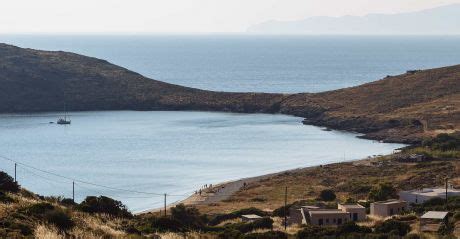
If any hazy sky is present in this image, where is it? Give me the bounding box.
[1,0,459,33]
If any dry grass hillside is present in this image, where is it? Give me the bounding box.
[280,66,460,143]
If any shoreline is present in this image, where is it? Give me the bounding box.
[138,156,378,215]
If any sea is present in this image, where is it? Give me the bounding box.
[0,35,459,212]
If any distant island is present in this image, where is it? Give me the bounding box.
[247,4,460,35]
[0,43,458,143]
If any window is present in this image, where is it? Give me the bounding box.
[319,219,323,225]
[333,219,336,223]
[326,219,329,223]
[390,208,394,215]
[338,218,342,225]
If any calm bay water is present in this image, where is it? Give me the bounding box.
[0,35,457,211]
[1,35,460,93]
[0,111,404,212]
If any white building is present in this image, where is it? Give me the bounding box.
[399,188,460,204]
[370,199,407,217]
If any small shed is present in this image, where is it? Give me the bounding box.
[420,211,448,232]
[241,214,262,222]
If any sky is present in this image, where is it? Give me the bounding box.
[1,0,459,33]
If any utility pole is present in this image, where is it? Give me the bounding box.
[14,163,17,182]
[445,177,449,208]
[164,193,167,217]
[284,186,288,231]
[72,181,75,203]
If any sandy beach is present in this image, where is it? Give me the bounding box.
[137,156,381,215]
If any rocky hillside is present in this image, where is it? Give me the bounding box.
[0,43,458,143]
[280,66,460,143]
[0,43,283,113]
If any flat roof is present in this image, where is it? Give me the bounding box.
[402,188,460,197]
[309,210,349,215]
[241,214,262,219]
[421,211,448,220]
[339,204,365,209]
[374,199,406,205]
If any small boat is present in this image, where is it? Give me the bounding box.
[57,99,71,125]
[57,118,71,125]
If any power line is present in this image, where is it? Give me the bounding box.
[0,154,295,206]
[0,154,172,197]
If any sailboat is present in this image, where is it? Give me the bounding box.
[57,98,71,125]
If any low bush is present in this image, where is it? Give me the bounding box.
[368,183,397,201]
[422,133,460,151]
[60,198,77,206]
[0,191,15,203]
[337,222,372,234]
[78,196,132,218]
[0,219,33,236]
[141,216,183,233]
[0,172,20,193]
[209,207,268,226]
[318,189,336,201]
[374,219,410,236]
[170,204,205,230]
[20,202,74,231]
[44,209,74,231]
[25,202,55,216]
[296,225,336,239]
[411,196,460,213]
[225,217,273,234]
[242,230,287,239]
[217,228,241,239]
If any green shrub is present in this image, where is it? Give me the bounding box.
[60,198,77,206]
[145,216,183,233]
[217,228,241,239]
[170,204,204,230]
[209,207,268,226]
[374,219,410,236]
[25,202,54,216]
[337,222,372,234]
[0,172,20,193]
[44,209,74,231]
[78,196,132,218]
[296,225,336,239]
[226,217,273,234]
[422,133,460,151]
[0,219,33,236]
[0,192,15,203]
[368,183,397,201]
[318,189,336,201]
